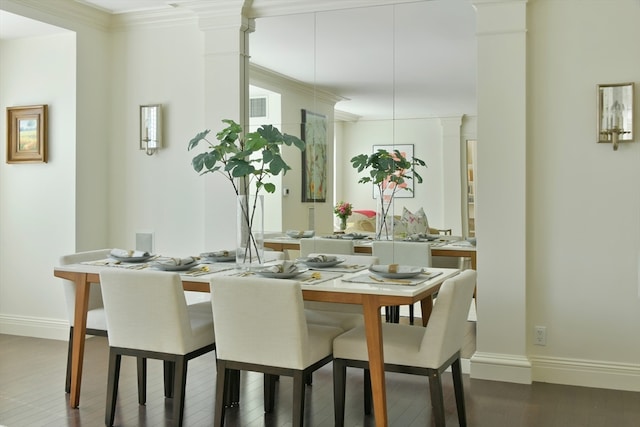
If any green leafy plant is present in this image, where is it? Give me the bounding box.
[188,119,305,263]
[351,149,427,239]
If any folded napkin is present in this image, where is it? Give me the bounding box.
[110,248,149,258]
[260,261,297,273]
[306,254,337,263]
[155,256,196,266]
[370,264,421,274]
[201,250,236,258]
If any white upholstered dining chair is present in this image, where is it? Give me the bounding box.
[210,276,343,427]
[303,253,379,331]
[100,269,216,427]
[59,248,112,393]
[299,238,354,257]
[372,240,433,323]
[332,269,477,427]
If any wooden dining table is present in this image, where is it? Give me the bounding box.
[54,260,459,427]
[264,235,477,269]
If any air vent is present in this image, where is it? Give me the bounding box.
[249,97,267,118]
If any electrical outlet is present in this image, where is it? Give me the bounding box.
[534,326,547,346]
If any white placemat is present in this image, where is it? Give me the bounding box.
[342,271,443,286]
[228,270,343,285]
[307,263,369,273]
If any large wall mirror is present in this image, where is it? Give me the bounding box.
[248,1,477,239]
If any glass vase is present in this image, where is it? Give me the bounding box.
[376,194,394,240]
[340,217,347,231]
[236,194,264,267]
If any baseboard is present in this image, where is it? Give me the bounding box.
[0,314,68,340]
[470,352,532,384]
[531,355,640,392]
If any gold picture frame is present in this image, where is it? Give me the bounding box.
[6,105,48,163]
[597,83,634,149]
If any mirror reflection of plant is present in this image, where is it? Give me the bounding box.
[351,149,427,239]
[188,119,305,262]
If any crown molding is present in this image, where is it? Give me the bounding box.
[246,0,432,18]
[1,0,110,32]
[250,63,346,106]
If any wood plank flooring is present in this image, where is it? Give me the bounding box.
[1,328,639,427]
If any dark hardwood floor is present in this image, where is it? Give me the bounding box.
[1,326,639,427]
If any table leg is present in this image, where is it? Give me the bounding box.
[361,296,388,427]
[420,295,434,327]
[70,273,90,408]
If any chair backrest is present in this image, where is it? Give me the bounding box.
[300,238,354,257]
[307,253,379,266]
[100,269,198,354]
[263,250,285,262]
[372,241,432,267]
[419,270,477,368]
[210,276,312,370]
[59,249,112,325]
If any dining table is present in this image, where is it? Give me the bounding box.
[54,257,459,427]
[264,234,477,270]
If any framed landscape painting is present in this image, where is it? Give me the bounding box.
[372,144,414,199]
[6,105,48,164]
[301,109,327,202]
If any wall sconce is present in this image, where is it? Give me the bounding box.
[597,83,634,151]
[140,104,162,155]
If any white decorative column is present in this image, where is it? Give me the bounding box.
[440,116,463,236]
[188,1,253,250]
[470,0,531,383]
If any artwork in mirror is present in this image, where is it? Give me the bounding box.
[597,82,634,150]
[301,109,327,202]
[6,105,48,164]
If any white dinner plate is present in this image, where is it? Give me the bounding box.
[341,233,368,240]
[369,265,423,279]
[298,257,345,268]
[286,230,315,239]
[109,254,154,263]
[200,252,236,262]
[253,267,308,279]
[152,261,199,271]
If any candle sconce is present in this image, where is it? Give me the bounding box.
[597,83,634,151]
[140,104,162,155]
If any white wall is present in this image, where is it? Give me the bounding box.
[0,32,77,337]
[526,0,640,389]
[108,21,206,256]
[471,0,640,391]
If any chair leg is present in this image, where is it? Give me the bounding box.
[264,373,277,413]
[137,357,147,405]
[363,368,372,415]
[214,360,228,427]
[164,361,174,398]
[65,327,73,393]
[172,356,188,427]
[409,304,414,325]
[452,358,468,427]
[428,370,446,427]
[105,350,122,427]
[333,359,347,427]
[292,371,306,427]
[225,369,240,407]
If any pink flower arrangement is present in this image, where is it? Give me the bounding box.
[333,201,353,220]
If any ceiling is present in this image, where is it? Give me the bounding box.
[0,0,477,119]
